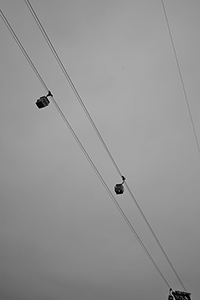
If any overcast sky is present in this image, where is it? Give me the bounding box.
[1,1,200,300]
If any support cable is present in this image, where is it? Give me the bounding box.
[0,8,48,92]
[24,0,187,291]
[24,0,122,176]
[161,0,200,155]
[0,9,171,289]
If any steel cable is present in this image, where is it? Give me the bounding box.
[161,0,200,155]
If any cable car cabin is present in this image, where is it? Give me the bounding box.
[114,183,124,194]
[114,176,126,195]
[36,96,50,109]
[172,291,191,300]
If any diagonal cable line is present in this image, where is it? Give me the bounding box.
[24,0,187,291]
[161,0,200,155]
[0,9,48,92]
[0,9,172,289]
[24,0,122,176]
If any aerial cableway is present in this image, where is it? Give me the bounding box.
[0,7,192,300]
[24,0,189,294]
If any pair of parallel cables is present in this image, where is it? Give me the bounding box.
[0,9,171,289]
[1,0,191,291]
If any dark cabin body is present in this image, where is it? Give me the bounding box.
[36,96,50,109]
[114,183,124,194]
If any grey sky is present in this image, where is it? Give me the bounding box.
[1,1,200,299]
